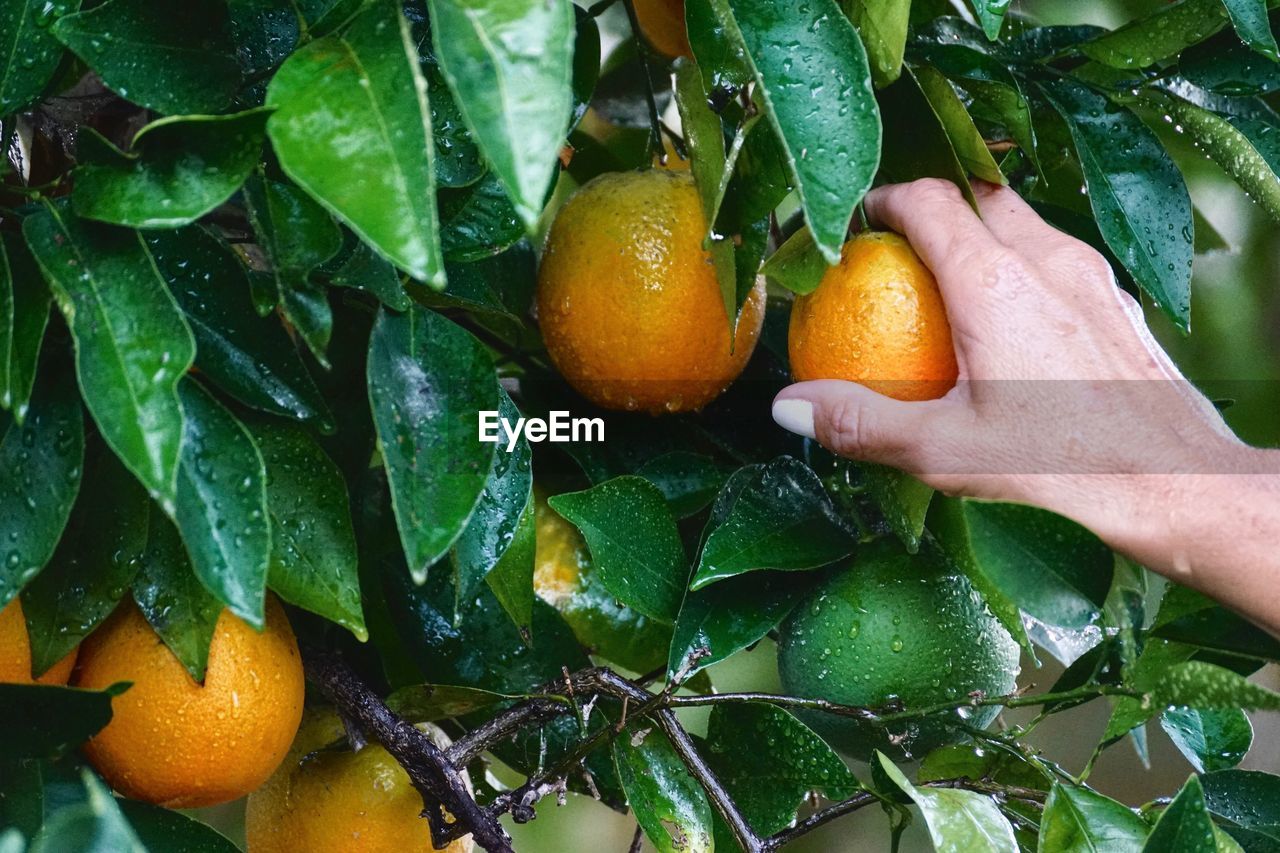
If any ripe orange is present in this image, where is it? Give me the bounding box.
[633,0,691,57]
[788,231,958,401]
[537,169,766,414]
[0,597,77,684]
[245,709,473,853]
[73,596,305,808]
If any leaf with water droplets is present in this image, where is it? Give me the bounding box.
[21,450,148,676]
[1081,0,1233,70]
[0,0,79,113]
[967,0,1009,41]
[912,64,1006,184]
[1141,776,1219,853]
[0,234,52,422]
[877,753,1020,852]
[1221,0,1279,61]
[1160,707,1253,774]
[412,241,535,323]
[1201,769,1280,845]
[23,200,195,510]
[437,171,524,264]
[250,418,364,640]
[132,510,222,682]
[635,451,729,519]
[1038,77,1193,331]
[29,770,146,853]
[72,109,270,229]
[0,361,82,613]
[173,378,270,627]
[118,799,241,853]
[844,0,910,86]
[482,492,535,642]
[0,684,119,761]
[760,224,827,296]
[266,0,445,286]
[52,0,241,114]
[1038,781,1150,853]
[878,67,977,208]
[327,238,412,312]
[613,723,714,853]
[367,306,497,583]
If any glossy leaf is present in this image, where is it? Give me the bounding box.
[1161,707,1253,773]
[251,420,365,640]
[117,800,240,853]
[0,0,79,112]
[692,456,855,589]
[1038,782,1149,853]
[613,724,714,853]
[29,770,145,853]
[0,363,82,609]
[132,510,222,681]
[969,0,1010,40]
[426,0,574,230]
[877,753,1019,853]
[723,0,882,261]
[548,476,687,623]
[21,450,146,675]
[1153,587,1280,661]
[1222,0,1279,60]
[846,0,911,86]
[1039,77,1193,330]
[23,201,195,512]
[1201,770,1280,840]
[1180,36,1280,95]
[52,0,240,114]
[879,68,976,207]
[174,379,270,627]
[1081,0,1232,70]
[0,685,118,760]
[1105,639,1198,740]
[760,225,828,296]
[912,64,1005,184]
[437,172,524,263]
[367,306,497,582]
[227,0,300,106]
[266,0,445,285]
[1142,776,1218,853]
[73,110,269,229]
[484,495,536,639]
[328,240,411,311]
[151,226,333,428]
[1152,660,1280,712]
[635,451,729,519]
[384,683,513,722]
[861,461,934,553]
[415,241,535,321]
[0,234,51,421]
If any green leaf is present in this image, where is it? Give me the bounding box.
[1038,782,1150,853]
[692,456,855,590]
[117,799,239,853]
[1143,776,1220,853]
[1202,770,1280,840]
[0,234,51,421]
[437,171,525,263]
[969,0,1010,40]
[426,0,574,230]
[132,510,222,682]
[151,226,333,428]
[861,462,934,553]
[0,362,82,609]
[722,0,882,261]
[912,64,1005,184]
[548,476,687,623]
[0,758,42,838]
[296,0,367,36]
[876,753,1019,852]
[328,239,411,311]
[174,379,270,627]
[1180,36,1280,95]
[760,225,828,296]
[367,306,497,582]
[613,724,714,853]
[250,419,364,640]
[384,683,513,721]
[0,685,118,760]
[414,241,535,321]
[1105,639,1198,741]
[266,0,445,285]
[72,110,269,229]
[23,202,196,512]
[52,0,240,114]
[635,451,729,519]
[1222,0,1279,60]
[1153,587,1280,661]
[1038,77,1193,330]
[1152,660,1280,712]
[1160,708,1253,773]
[29,770,145,853]
[484,496,536,639]
[705,704,859,839]
[242,177,342,367]
[21,450,148,675]
[0,0,78,112]
[878,68,976,208]
[845,0,911,87]
[227,0,300,107]
[1081,0,1233,69]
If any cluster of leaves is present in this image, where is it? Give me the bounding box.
[3,0,1280,850]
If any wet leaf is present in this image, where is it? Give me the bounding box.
[117,799,240,853]
[173,378,270,627]
[0,0,79,113]
[1038,782,1149,853]
[1180,36,1280,95]
[0,234,51,421]
[1160,707,1253,773]
[1221,0,1279,61]
[414,241,536,323]
[635,451,729,519]
[968,0,1010,40]
[52,0,240,114]
[250,419,364,640]
[548,476,688,623]
[761,224,827,297]
[0,686,118,761]
[845,0,911,86]
[878,68,976,208]
[266,0,445,285]
[912,64,1005,184]
[23,201,195,512]
[327,239,411,312]
[384,683,515,721]
[876,753,1019,852]
[1201,770,1280,842]
[483,495,536,639]
[426,0,575,230]
[1080,0,1232,70]
[0,360,82,609]
[72,110,270,229]
[1143,776,1218,853]
[367,306,498,582]
[437,172,525,263]
[132,510,222,682]
[227,0,299,106]
[1152,586,1280,662]
[21,450,148,675]
[29,770,145,853]
[1150,661,1280,713]
[613,724,714,853]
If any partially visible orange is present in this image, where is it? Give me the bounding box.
[788,231,958,401]
[74,596,305,808]
[634,0,691,58]
[0,597,77,684]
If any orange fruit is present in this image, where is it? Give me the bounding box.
[788,231,958,401]
[634,0,691,57]
[537,169,766,414]
[73,596,305,808]
[0,597,77,684]
[245,709,473,853]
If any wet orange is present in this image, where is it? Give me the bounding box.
[73,596,305,808]
[634,0,691,57]
[788,231,958,401]
[537,169,766,414]
[0,597,77,684]
[245,709,473,853]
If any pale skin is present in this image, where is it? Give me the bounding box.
[771,178,1280,635]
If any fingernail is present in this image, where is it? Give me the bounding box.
[772,398,816,439]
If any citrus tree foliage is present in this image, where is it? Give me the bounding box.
[2,0,1280,851]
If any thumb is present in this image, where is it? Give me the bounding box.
[771,380,941,468]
